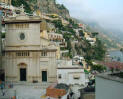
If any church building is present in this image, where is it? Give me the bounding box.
[2,7,57,83]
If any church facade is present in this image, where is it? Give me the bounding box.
[2,10,57,83]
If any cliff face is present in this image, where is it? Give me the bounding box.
[12,0,70,18]
[36,0,70,18]
[25,0,70,18]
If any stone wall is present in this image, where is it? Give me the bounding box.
[80,92,95,99]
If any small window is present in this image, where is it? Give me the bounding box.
[15,24,29,28]
[41,51,47,56]
[22,52,24,56]
[27,52,29,56]
[2,52,5,56]
[87,64,89,69]
[19,53,21,56]
[73,75,80,79]
[58,74,62,79]
[16,51,30,57]
[20,33,25,40]
[74,77,80,80]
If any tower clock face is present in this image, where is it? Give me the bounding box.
[20,33,25,40]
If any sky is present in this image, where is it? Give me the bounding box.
[57,0,123,32]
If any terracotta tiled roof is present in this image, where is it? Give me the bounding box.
[46,83,68,98]
[99,61,123,70]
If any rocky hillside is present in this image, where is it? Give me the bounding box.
[37,0,70,18]
[12,0,70,18]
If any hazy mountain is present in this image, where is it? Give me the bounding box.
[80,20,123,49]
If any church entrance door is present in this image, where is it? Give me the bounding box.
[20,68,26,81]
[42,71,47,82]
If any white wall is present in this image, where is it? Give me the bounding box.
[96,76,123,99]
[57,68,85,85]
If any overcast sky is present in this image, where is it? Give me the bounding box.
[57,0,123,32]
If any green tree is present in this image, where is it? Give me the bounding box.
[120,48,123,54]
[72,23,79,29]
[92,39,106,60]
[52,20,63,30]
[67,40,73,58]
[91,64,106,72]
[83,38,106,61]
[79,30,84,37]
[92,32,99,37]
[12,0,32,13]
[1,33,5,38]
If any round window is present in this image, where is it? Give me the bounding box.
[20,33,25,40]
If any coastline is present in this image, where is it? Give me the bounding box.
[108,50,123,62]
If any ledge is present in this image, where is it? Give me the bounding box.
[96,73,123,84]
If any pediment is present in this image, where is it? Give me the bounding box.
[16,15,29,20]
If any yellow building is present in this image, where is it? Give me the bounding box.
[48,33,64,42]
[36,10,42,17]
[82,60,91,71]
[0,0,11,5]
[56,46,61,59]
[84,32,96,45]
[84,32,90,38]
[46,13,59,18]
[92,38,96,42]
[40,20,49,40]
[40,20,61,59]
[61,18,69,26]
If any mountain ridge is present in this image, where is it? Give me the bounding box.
[78,19,123,50]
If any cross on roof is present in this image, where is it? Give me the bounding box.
[20,4,25,13]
